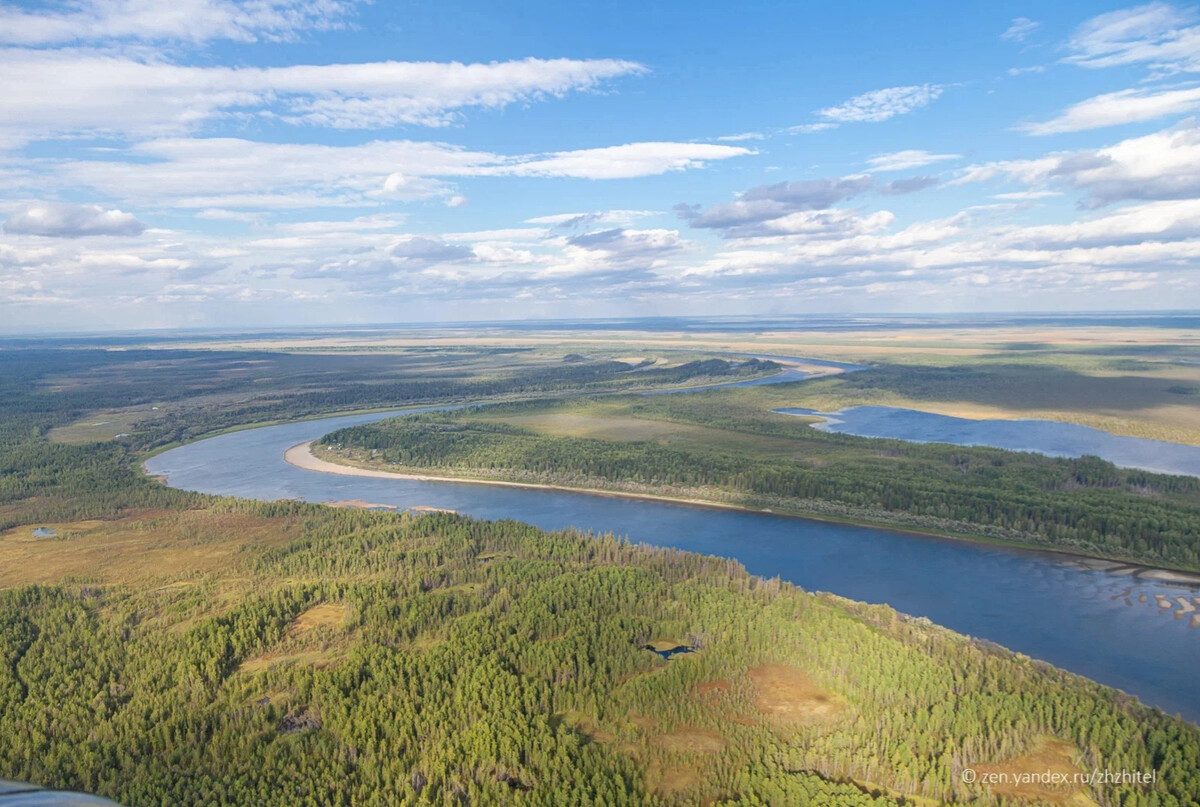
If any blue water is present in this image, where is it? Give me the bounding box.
[147,408,1200,722]
[774,406,1200,477]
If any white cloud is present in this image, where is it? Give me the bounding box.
[490,142,751,180]
[785,122,839,134]
[818,84,943,123]
[47,138,750,210]
[716,132,766,142]
[0,0,358,45]
[525,210,658,228]
[677,176,875,238]
[3,201,145,237]
[957,120,1200,206]
[1019,85,1200,134]
[0,50,647,144]
[1002,17,1041,42]
[866,149,961,171]
[992,190,1063,200]
[1065,2,1200,73]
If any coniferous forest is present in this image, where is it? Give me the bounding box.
[322,402,1200,570]
[1,345,1198,806]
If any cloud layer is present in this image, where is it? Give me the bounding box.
[2,2,1199,327]
[3,202,146,237]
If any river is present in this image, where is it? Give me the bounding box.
[146,402,1200,723]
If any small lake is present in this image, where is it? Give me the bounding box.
[147,408,1200,722]
[773,406,1200,477]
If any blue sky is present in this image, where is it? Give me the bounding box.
[2,0,1200,330]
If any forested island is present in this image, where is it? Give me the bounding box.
[1,339,1199,805]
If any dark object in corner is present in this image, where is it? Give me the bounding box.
[0,780,122,806]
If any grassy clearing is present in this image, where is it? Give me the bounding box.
[0,509,300,589]
[973,737,1099,806]
[747,663,842,724]
[48,405,163,444]
[237,648,347,674]
[288,602,349,636]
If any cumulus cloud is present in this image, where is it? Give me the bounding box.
[388,237,475,268]
[999,198,1200,247]
[3,201,146,237]
[1064,2,1200,73]
[958,120,1200,206]
[866,149,961,171]
[0,51,647,144]
[817,85,943,123]
[1019,85,1200,134]
[676,176,875,237]
[0,0,358,45]
[563,228,683,266]
[1002,17,1041,42]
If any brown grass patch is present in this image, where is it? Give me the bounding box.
[288,602,348,636]
[696,679,730,699]
[0,510,301,589]
[629,714,658,732]
[652,729,726,754]
[974,738,1098,806]
[238,648,345,674]
[649,763,701,796]
[747,664,841,724]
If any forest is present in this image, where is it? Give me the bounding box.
[1,344,1198,805]
[320,398,1200,570]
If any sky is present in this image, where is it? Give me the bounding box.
[2,1,1200,330]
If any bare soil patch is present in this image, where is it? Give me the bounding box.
[747,664,841,723]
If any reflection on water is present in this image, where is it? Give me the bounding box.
[774,405,1200,477]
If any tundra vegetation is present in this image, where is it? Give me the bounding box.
[1,339,1198,805]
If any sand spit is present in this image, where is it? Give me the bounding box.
[284,442,763,514]
[327,499,397,510]
[1069,557,1200,586]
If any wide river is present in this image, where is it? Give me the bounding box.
[146,373,1200,722]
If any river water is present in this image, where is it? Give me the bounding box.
[146,403,1200,722]
[775,406,1200,477]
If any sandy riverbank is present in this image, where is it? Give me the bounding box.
[286,441,1200,586]
[285,441,765,514]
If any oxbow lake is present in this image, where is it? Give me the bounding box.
[775,405,1200,478]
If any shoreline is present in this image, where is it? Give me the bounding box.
[284,441,1200,586]
[285,441,763,515]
